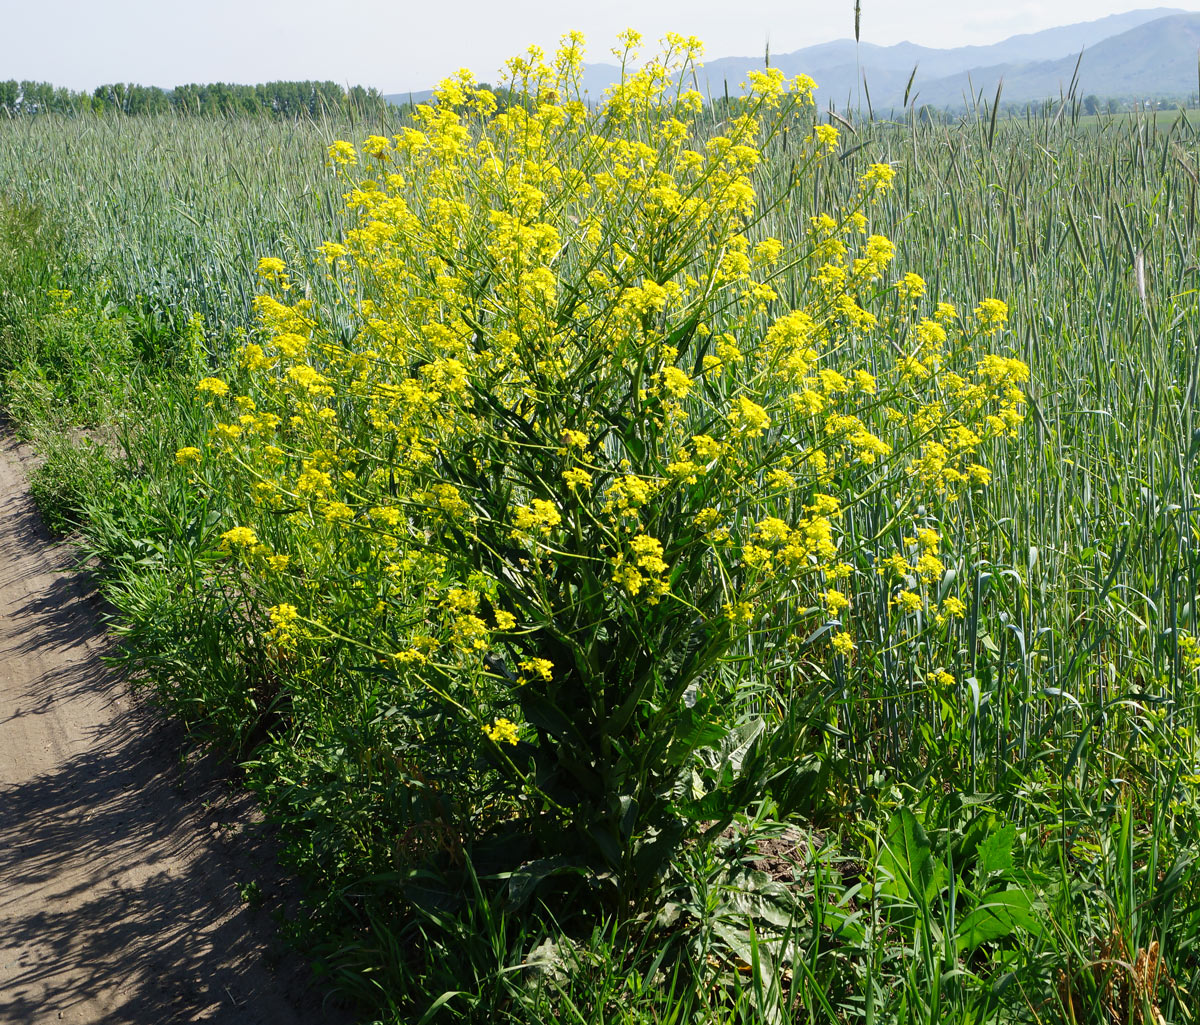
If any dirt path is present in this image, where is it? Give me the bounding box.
[0,434,348,1024]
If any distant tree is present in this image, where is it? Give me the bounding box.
[1083,94,1100,116]
[0,80,19,114]
[0,77,390,120]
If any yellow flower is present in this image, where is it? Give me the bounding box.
[895,272,926,299]
[327,140,358,166]
[605,475,656,514]
[196,377,229,398]
[563,467,593,490]
[934,302,958,323]
[811,123,839,153]
[239,343,273,371]
[614,535,670,602]
[316,241,347,264]
[742,544,772,569]
[274,333,308,359]
[452,614,490,651]
[513,498,561,536]
[175,446,202,466]
[852,369,877,394]
[927,668,954,688]
[756,517,792,544]
[629,534,668,572]
[753,238,784,264]
[766,468,793,489]
[658,366,693,400]
[362,134,392,158]
[745,67,786,103]
[859,162,896,196]
[432,483,470,518]
[393,648,428,665]
[727,395,771,437]
[666,459,700,482]
[1179,633,1200,672]
[941,596,967,619]
[914,527,941,550]
[807,494,840,516]
[974,298,1009,332]
[915,552,945,583]
[323,501,353,523]
[788,73,817,102]
[445,588,479,612]
[266,603,300,645]
[297,466,332,496]
[219,526,258,550]
[371,506,402,528]
[692,435,723,461]
[256,256,286,279]
[823,590,850,615]
[830,631,855,655]
[483,718,520,745]
[724,601,755,624]
[517,658,553,684]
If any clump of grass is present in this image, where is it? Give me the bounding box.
[27,434,119,535]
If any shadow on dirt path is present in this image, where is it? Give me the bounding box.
[0,434,354,1024]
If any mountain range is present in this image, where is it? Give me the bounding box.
[385,8,1200,111]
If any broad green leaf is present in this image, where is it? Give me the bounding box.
[956,888,1042,952]
[879,807,935,908]
[976,823,1017,879]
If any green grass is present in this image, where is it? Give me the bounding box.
[1,101,1199,1023]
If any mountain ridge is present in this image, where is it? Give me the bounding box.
[384,8,1200,109]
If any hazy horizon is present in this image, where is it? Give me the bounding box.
[5,2,1200,95]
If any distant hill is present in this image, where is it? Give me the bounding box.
[385,8,1200,111]
[909,13,1200,108]
[383,88,432,106]
[384,62,625,107]
[690,7,1188,106]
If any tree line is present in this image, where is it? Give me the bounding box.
[0,80,391,118]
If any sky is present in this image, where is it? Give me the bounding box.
[4,1,1200,95]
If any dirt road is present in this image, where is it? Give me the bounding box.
[0,434,345,1024]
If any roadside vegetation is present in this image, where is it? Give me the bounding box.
[1,32,1199,1024]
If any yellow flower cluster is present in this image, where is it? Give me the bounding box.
[196,377,229,398]
[219,526,257,550]
[175,32,1027,755]
[613,534,671,603]
[483,717,520,745]
[266,602,301,647]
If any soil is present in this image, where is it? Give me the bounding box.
[0,433,353,1024]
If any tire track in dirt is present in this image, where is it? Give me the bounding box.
[0,433,347,1024]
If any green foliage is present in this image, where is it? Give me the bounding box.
[27,435,119,535]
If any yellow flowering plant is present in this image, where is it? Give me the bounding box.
[187,33,1027,904]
